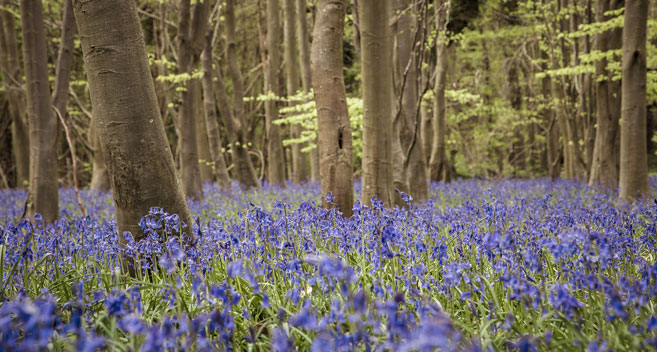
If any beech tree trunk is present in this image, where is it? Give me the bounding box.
[200,34,231,189]
[224,0,260,189]
[52,0,75,121]
[265,0,286,184]
[20,0,59,222]
[589,0,622,187]
[194,79,215,184]
[360,0,394,206]
[0,1,29,189]
[296,0,320,181]
[618,0,649,202]
[284,0,309,182]
[73,0,192,242]
[312,0,354,216]
[428,1,450,182]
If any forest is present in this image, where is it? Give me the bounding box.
[0,0,656,350]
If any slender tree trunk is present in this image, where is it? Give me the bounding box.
[284,0,309,182]
[360,0,394,206]
[224,0,260,189]
[618,0,649,202]
[589,0,622,187]
[428,1,450,182]
[20,0,59,222]
[177,0,211,198]
[265,0,286,185]
[296,0,320,181]
[194,79,215,184]
[0,2,29,188]
[200,35,232,189]
[52,0,75,120]
[312,0,353,216]
[73,0,192,243]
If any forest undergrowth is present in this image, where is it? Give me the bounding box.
[0,178,656,351]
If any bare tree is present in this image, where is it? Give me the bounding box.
[312,0,354,216]
[265,0,286,184]
[73,0,192,242]
[618,0,649,202]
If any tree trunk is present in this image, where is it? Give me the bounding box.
[589,0,622,187]
[177,0,211,198]
[0,1,29,189]
[73,0,192,243]
[20,0,59,222]
[618,0,649,202]
[200,35,232,189]
[265,0,286,185]
[52,0,75,121]
[296,0,320,181]
[428,1,450,182]
[194,79,215,185]
[312,0,354,216]
[224,0,260,189]
[360,0,394,206]
[284,0,309,182]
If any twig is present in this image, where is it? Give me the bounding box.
[53,105,86,217]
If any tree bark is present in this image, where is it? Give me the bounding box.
[73,0,192,242]
[265,0,286,184]
[52,0,75,121]
[224,0,260,189]
[177,0,211,198]
[194,79,215,184]
[428,0,450,182]
[296,0,320,181]
[360,0,394,206]
[284,0,309,182]
[0,1,29,189]
[20,0,59,222]
[589,0,622,187]
[200,35,231,189]
[88,117,110,192]
[618,0,649,202]
[312,0,354,216]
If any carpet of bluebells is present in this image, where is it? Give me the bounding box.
[1,178,657,351]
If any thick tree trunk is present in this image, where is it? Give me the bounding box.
[296,0,320,181]
[312,0,354,216]
[224,0,260,189]
[200,35,232,189]
[428,1,450,182]
[284,0,309,182]
[20,0,59,222]
[360,0,394,206]
[589,0,622,187]
[618,0,649,202]
[0,2,29,189]
[265,0,286,184]
[73,0,192,242]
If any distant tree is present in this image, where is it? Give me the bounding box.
[20,0,58,222]
[619,0,649,202]
[311,0,354,216]
[177,0,211,198]
[360,0,394,206]
[265,0,286,185]
[0,1,28,189]
[428,0,451,183]
[73,0,192,242]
